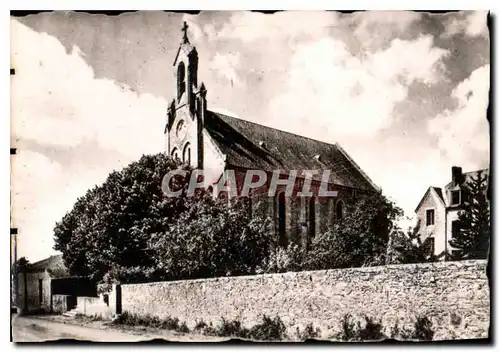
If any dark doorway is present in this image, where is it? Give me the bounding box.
[116,285,122,314]
[38,279,43,306]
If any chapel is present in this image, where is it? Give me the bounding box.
[164,22,378,248]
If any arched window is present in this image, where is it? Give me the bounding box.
[177,62,186,101]
[329,198,335,227]
[277,192,287,247]
[183,143,191,165]
[308,197,316,238]
[336,200,344,221]
[171,147,179,161]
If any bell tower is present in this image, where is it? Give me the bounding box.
[165,21,207,170]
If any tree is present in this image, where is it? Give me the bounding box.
[386,220,442,265]
[448,170,490,260]
[304,191,403,269]
[54,154,191,283]
[54,153,275,285]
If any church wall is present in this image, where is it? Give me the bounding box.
[229,167,365,248]
[119,260,489,341]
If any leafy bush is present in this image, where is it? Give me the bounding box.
[304,192,402,270]
[358,316,384,341]
[386,221,443,265]
[335,314,384,341]
[298,323,321,340]
[391,315,434,341]
[247,315,286,341]
[112,311,189,333]
[149,195,273,280]
[202,315,286,341]
[259,243,304,274]
[336,314,357,341]
[413,316,434,341]
[216,317,250,338]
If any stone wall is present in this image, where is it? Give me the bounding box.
[76,295,115,318]
[52,294,76,313]
[120,260,489,340]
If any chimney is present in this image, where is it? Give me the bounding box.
[452,166,463,185]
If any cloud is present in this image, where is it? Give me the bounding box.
[350,11,422,51]
[216,11,339,43]
[442,11,489,38]
[11,19,168,261]
[209,52,241,86]
[428,64,490,169]
[268,35,449,138]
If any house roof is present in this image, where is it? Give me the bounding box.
[414,186,446,213]
[433,187,445,203]
[444,169,489,190]
[28,254,69,277]
[204,110,378,191]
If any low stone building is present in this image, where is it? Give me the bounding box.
[16,255,67,313]
[16,254,96,313]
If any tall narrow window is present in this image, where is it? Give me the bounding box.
[177,62,186,101]
[426,209,435,226]
[171,147,179,161]
[308,197,316,238]
[183,143,191,165]
[451,220,460,238]
[277,192,287,247]
[336,200,344,221]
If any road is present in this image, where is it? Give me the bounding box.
[12,315,165,342]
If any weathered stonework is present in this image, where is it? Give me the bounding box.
[120,260,489,340]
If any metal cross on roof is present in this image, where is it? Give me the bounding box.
[181,21,189,43]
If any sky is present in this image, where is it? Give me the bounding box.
[10,11,490,262]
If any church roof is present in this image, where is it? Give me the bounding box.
[204,111,378,191]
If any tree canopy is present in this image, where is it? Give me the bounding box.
[54,154,191,282]
[448,170,490,260]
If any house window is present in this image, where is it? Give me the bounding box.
[426,209,435,226]
[308,197,316,238]
[183,143,191,165]
[336,200,344,221]
[277,192,287,247]
[171,147,179,161]
[451,190,461,205]
[451,220,460,238]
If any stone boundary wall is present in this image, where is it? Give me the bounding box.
[51,294,76,313]
[76,295,114,318]
[119,260,488,340]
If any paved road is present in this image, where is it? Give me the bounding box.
[12,315,157,342]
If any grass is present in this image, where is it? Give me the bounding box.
[112,311,189,334]
[103,310,436,342]
[335,313,433,342]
